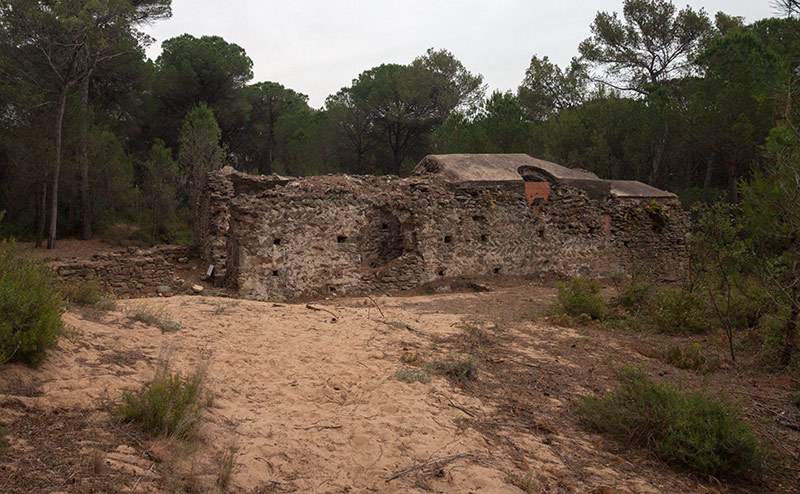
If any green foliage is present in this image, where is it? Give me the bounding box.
[425,357,478,385]
[579,0,712,91]
[518,55,587,121]
[141,139,180,242]
[648,287,715,334]
[617,271,652,311]
[555,277,607,320]
[59,279,103,306]
[115,361,208,439]
[0,242,63,367]
[395,367,431,384]
[576,367,765,479]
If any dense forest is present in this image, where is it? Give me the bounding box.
[0,0,798,246]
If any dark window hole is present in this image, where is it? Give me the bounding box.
[480,234,488,242]
[437,269,445,277]
[494,267,501,274]
[444,235,452,243]
[273,238,281,246]
[337,235,347,243]
[381,223,388,230]
[329,286,336,293]
[272,270,279,277]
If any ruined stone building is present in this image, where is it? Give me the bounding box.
[199,154,688,301]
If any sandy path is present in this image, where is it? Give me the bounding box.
[1,295,517,493]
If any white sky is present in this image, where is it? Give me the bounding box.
[141,0,779,109]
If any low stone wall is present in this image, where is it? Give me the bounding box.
[50,246,191,298]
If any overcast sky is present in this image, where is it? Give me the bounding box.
[141,0,779,108]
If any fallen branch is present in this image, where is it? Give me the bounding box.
[293,424,343,431]
[305,304,338,321]
[367,296,385,319]
[385,452,475,482]
[434,391,476,417]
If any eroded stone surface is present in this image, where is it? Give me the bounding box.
[199,161,688,301]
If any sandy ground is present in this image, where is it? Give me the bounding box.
[0,295,515,493]
[1,286,798,493]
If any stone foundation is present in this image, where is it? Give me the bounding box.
[51,246,190,298]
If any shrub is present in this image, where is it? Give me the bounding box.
[0,243,63,367]
[647,287,715,334]
[115,361,208,439]
[576,367,765,479]
[641,343,719,374]
[127,306,181,333]
[555,277,607,320]
[395,367,431,384]
[59,279,103,306]
[426,357,478,385]
[617,273,652,311]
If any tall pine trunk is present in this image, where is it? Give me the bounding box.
[79,73,92,240]
[35,180,47,248]
[47,81,72,249]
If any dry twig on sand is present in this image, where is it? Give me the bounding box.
[385,453,476,482]
[305,304,339,322]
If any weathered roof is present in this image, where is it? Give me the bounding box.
[412,153,600,183]
[412,154,527,183]
[607,180,676,199]
[412,153,676,199]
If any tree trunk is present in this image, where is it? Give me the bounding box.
[782,286,799,367]
[702,157,714,203]
[79,74,92,240]
[649,121,669,186]
[35,180,47,248]
[727,162,738,203]
[47,81,72,249]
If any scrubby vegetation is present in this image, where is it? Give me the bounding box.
[115,361,209,439]
[59,279,105,307]
[554,277,607,320]
[127,306,181,333]
[639,343,719,374]
[395,367,431,384]
[395,355,478,386]
[576,367,765,479]
[0,241,63,367]
[425,357,479,385]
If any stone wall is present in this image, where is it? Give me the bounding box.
[207,169,689,301]
[51,246,190,298]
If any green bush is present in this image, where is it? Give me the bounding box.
[115,361,208,439]
[556,277,607,320]
[0,243,63,367]
[59,279,104,306]
[576,367,765,479]
[648,287,715,334]
[619,280,651,311]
